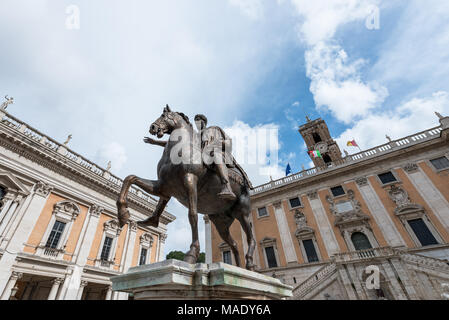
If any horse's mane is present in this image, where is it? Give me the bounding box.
[176,112,193,128]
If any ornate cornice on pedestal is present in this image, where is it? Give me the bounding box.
[80,280,88,287]
[129,221,138,232]
[403,162,419,173]
[89,204,104,218]
[10,271,23,280]
[355,177,368,187]
[307,190,318,200]
[52,278,64,285]
[273,201,282,209]
[159,233,168,243]
[34,181,53,197]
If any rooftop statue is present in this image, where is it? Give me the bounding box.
[0,95,14,110]
[117,105,256,270]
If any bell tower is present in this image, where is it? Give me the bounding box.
[299,117,343,169]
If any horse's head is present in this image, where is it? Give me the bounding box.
[149,105,191,138]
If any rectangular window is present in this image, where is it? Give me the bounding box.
[303,239,319,263]
[264,246,278,268]
[139,248,148,266]
[289,197,302,208]
[430,156,449,170]
[378,171,397,184]
[408,219,438,246]
[257,207,268,217]
[222,250,232,264]
[45,221,66,249]
[0,186,6,202]
[100,236,113,261]
[330,186,345,197]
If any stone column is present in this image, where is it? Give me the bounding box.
[204,215,212,264]
[158,234,167,261]
[21,282,36,300]
[381,262,407,300]
[355,177,405,247]
[121,221,137,272]
[307,191,340,256]
[61,205,102,300]
[0,271,22,300]
[0,181,52,296]
[389,258,419,300]
[272,201,298,264]
[47,278,64,300]
[76,281,88,300]
[403,163,449,230]
[0,192,15,224]
[0,194,20,238]
[337,267,358,300]
[105,286,113,300]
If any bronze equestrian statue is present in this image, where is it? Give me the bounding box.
[116,105,256,270]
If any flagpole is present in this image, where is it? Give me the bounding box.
[352,137,362,152]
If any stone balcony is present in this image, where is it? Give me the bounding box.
[250,125,442,196]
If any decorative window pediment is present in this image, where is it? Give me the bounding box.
[294,210,315,239]
[103,219,122,237]
[140,233,154,247]
[260,237,277,247]
[326,190,369,228]
[53,200,80,222]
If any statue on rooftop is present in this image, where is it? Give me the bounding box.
[63,134,72,146]
[117,105,256,270]
[0,95,14,110]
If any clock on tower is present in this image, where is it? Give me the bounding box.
[298,117,343,169]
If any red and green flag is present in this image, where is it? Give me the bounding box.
[309,150,322,158]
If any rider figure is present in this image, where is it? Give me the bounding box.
[194,114,237,200]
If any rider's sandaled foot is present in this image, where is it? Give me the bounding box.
[218,190,236,200]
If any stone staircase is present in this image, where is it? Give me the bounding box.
[291,246,449,300]
[291,262,337,300]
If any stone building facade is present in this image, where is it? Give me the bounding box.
[0,107,175,300]
[206,113,449,300]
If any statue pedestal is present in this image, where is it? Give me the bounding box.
[110,259,292,300]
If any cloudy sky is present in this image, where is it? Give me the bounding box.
[1,0,449,255]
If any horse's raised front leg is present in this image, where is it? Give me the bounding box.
[117,175,164,228]
[137,197,170,228]
[183,173,200,264]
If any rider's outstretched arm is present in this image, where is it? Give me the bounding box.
[143,137,167,147]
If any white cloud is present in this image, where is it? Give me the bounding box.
[228,0,264,20]
[336,91,449,152]
[306,42,388,123]
[291,0,380,45]
[224,120,284,185]
[288,0,387,124]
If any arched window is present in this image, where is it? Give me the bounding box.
[323,154,332,164]
[351,232,372,251]
[312,132,322,143]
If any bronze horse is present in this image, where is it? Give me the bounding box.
[116,105,256,270]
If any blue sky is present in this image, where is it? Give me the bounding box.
[1,0,449,254]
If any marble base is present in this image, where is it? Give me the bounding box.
[111,259,292,300]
